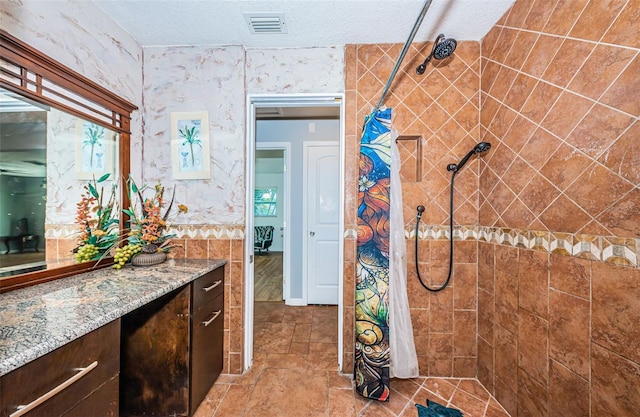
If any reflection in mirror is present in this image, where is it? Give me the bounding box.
[1,30,135,291]
[0,89,119,278]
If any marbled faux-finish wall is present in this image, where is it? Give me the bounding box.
[246,47,344,94]
[478,0,640,415]
[143,45,345,373]
[344,41,481,376]
[2,0,143,176]
[3,0,143,263]
[143,46,246,224]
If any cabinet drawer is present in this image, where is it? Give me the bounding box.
[1,319,120,417]
[192,267,224,311]
[62,376,118,417]
[191,293,224,414]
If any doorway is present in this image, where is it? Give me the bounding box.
[254,145,289,303]
[245,94,345,372]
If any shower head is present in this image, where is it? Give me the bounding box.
[433,37,457,60]
[416,34,458,75]
[474,142,491,154]
[446,142,492,173]
[416,205,425,219]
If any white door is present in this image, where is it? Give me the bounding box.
[305,142,340,305]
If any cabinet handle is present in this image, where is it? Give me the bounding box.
[201,280,222,292]
[201,310,222,327]
[11,361,98,417]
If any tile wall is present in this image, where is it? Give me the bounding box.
[478,0,639,415]
[344,40,482,376]
[346,0,639,414]
[169,227,246,375]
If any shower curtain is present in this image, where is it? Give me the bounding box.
[355,108,418,401]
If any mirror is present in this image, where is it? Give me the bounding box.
[1,89,120,278]
[0,30,136,291]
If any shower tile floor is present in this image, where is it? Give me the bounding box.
[194,302,510,417]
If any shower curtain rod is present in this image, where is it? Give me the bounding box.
[375,0,433,110]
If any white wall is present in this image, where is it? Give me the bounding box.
[256,119,340,300]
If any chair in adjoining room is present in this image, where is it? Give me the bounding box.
[1,218,40,254]
[254,226,274,255]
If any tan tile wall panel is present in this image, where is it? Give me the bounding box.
[480,0,639,239]
[345,41,482,377]
[170,230,245,375]
[478,1,640,413]
[478,240,640,416]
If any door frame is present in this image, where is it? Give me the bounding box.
[302,141,340,306]
[245,93,345,373]
[255,142,291,302]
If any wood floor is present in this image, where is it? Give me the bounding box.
[0,251,45,268]
[254,251,283,302]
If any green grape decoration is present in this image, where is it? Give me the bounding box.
[74,243,99,262]
[112,243,142,269]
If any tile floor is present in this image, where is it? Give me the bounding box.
[194,302,511,417]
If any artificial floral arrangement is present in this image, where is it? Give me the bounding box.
[73,173,120,262]
[112,176,188,269]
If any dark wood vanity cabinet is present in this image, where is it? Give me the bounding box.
[120,266,225,416]
[0,319,120,417]
[190,267,225,413]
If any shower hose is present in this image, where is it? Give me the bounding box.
[414,170,457,292]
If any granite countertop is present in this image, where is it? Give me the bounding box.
[0,258,226,377]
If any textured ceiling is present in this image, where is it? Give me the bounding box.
[93,0,514,48]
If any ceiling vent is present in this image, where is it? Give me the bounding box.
[244,13,287,34]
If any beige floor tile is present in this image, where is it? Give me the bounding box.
[244,368,328,417]
[207,302,511,417]
[329,387,358,417]
[213,384,254,416]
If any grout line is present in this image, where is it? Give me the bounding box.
[482,46,638,120]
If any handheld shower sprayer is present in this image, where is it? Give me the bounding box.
[414,141,492,292]
[447,142,492,173]
[416,34,458,75]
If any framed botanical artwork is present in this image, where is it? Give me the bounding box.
[171,111,211,180]
[75,120,115,179]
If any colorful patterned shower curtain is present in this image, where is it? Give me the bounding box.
[355,108,393,401]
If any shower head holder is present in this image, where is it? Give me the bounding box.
[447,142,492,173]
[416,34,457,75]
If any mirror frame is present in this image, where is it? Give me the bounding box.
[0,30,137,292]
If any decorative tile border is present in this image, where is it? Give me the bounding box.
[45,224,246,240]
[170,225,245,239]
[45,224,77,239]
[289,224,632,268]
[390,225,638,268]
[53,223,638,267]
[46,224,630,266]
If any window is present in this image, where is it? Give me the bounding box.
[254,187,277,216]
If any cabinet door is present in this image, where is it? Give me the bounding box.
[190,292,224,414]
[0,319,120,417]
[120,286,190,417]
